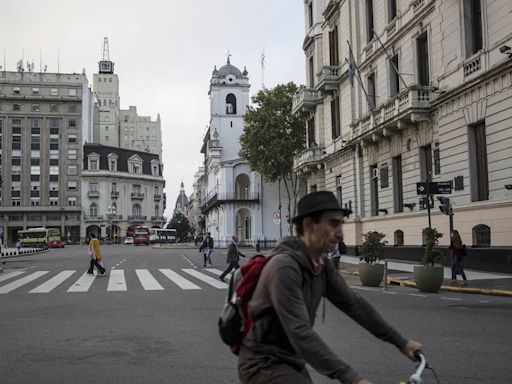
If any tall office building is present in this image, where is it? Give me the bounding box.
[119,106,162,158]
[0,68,93,244]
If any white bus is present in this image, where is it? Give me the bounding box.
[149,228,177,244]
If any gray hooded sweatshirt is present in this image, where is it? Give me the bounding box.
[238,236,407,384]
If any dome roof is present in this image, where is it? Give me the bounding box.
[174,182,189,212]
[217,63,243,78]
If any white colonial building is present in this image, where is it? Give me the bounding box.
[81,143,166,241]
[293,0,512,258]
[196,59,290,245]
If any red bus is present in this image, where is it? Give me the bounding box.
[133,226,150,246]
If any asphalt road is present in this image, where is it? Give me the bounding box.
[1,245,511,384]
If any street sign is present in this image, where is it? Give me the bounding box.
[416,182,428,195]
[419,197,434,210]
[273,210,281,225]
[416,181,453,195]
[434,181,453,194]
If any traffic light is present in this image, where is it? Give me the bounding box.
[437,196,451,215]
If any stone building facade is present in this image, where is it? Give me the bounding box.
[293,0,512,252]
[0,70,93,244]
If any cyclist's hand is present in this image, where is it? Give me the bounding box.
[356,380,372,384]
[402,339,422,361]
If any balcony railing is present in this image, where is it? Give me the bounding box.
[127,215,147,222]
[351,85,433,140]
[292,87,320,115]
[316,65,341,92]
[87,190,99,198]
[130,192,145,200]
[111,191,119,199]
[151,216,166,221]
[105,214,123,221]
[84,214,104,221]
[201,192,260,213]
[153,194,162,201]
[293,145,326,174]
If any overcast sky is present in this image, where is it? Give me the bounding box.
[1,0,305,217]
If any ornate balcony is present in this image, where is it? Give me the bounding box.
[201,192,260,214]
[151,216,166,222]
[130,192,144,200]
[292,87,320,115]
[316,65,341,93]
[350,85,433,141]
[153,194,162,202]
[127,215,147,222]
[87,190,99,198]
[293,145,326,174]
[111,191,119,199]
[84,214,103,222]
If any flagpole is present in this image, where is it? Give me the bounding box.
[346,41,373,110]
[372,30,408,90]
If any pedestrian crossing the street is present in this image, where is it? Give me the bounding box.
[0,267,229,295]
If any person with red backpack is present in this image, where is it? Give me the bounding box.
[236,191,422,384]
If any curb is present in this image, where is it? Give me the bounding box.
[387,277,512,297]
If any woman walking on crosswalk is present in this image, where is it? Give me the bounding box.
[87,233,107,276]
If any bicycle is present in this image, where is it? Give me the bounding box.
[399,353,441,384]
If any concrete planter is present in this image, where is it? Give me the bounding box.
[413,265,444,293]
[358,263,384,287]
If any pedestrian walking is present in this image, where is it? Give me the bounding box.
[16,239,21,254]
[87,233,107,276]
[255,239,261,253]
[219,235,246,282]
[199,232,214,267]
[449,230,468,286]
[238,191,422,384]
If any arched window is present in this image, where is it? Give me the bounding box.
[90,203,98,217]
[226,93,237,114]
[103,99,107,106]
[235,174,251,199]
[472,224,491,247]
[394,230,404,246]
[133,203,142,217]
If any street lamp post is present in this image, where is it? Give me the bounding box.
[106,205,117,244]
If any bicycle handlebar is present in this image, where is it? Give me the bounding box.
[407,353,427,384]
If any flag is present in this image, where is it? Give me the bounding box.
[347,42,357,87]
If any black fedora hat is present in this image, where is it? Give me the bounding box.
[292,191,351,224]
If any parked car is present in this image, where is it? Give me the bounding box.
[48,240,65,248]
[124,237,134,245]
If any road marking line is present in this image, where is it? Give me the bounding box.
[136,269,164,290]
[159,269,201,290]
[441,297,462,301]
[479,300,491,303]
[29,271,75,293]
[0,271,49,294]
[68,273,96,292]
[0,270,26,283]
[351,286,376,291]
[382,291,397,294]
[409,293,427,298]
[107,269,127,291]
[182,268,228,289]
[206,268,223,276]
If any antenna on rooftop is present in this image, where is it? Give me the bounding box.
[102,37,110,61]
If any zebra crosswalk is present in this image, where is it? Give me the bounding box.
[0,267,230,295]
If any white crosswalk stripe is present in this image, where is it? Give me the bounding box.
[136,269,164,290]
[0,268,232,293]
[107,270,127,291]
[159,268,201,290]
[68,273,97,292]
[0,271,49,294]
[29,270,75,293]
[182,268,228,289]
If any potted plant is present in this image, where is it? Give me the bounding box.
[414,227,444,293]
[358,231,387,287]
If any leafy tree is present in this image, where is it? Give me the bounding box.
[167,212,192,242]
[240,82,306,234]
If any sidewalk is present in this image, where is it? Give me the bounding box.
[340,255,512,297]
